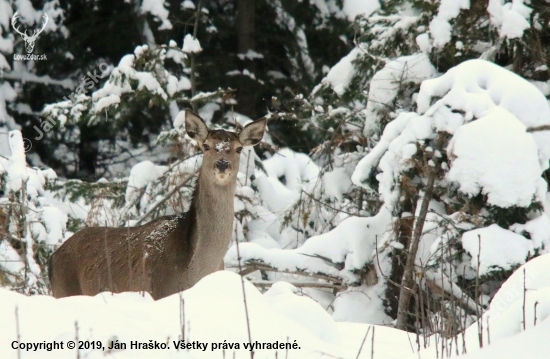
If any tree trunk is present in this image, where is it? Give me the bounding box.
[78,127,100,179]
[395,160,438,330]
[237,0,256,54]
[236,0,258,118]
[384,198,415,319]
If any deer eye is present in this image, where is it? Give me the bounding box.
[203,144,210,151]
[236,147,243,154]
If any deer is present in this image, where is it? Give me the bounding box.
[49,109,267,300]
[11,12,49,54]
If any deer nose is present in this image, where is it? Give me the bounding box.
[215,159,230,172]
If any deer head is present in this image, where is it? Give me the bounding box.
[185,109,267,186]
[11,12,49,54]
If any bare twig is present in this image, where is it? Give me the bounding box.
[487,316,491,345]
[534,301,539,326]
[116,187,146,227]
[134,169,198,226]
[75,321,80,359]
[15,306,21,359]
[462,266,468,354]
[236,260,346,285]
[301,190,367,217]
[422,275,478,315]
[234,235,254,359]
[355,325,371,359]
[476,234,483,348]
[371,326,375,359]
[189,0,203,112]
[526,124,550,133]
[522,268,527,330]
[179,293,185,344]
[249,280,344,290]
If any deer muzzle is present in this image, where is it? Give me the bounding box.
[214,159,230,173]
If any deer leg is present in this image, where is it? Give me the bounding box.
[49,253,83,298]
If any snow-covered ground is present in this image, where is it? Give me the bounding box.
[2,252,550,359]
[0,271,415,359]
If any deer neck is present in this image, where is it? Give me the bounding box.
[192,173,236,250]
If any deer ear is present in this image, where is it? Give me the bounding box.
[239,118,267,146]
[235,121,244,133]
[185,109,208,143]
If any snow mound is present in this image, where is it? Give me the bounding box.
[183,34,202,53]
[141,0,172,30]
[488,253,550,329]
[41,206,68,245]
[417,59,550,170]
[6,131,29,192]
[342,0,380,21]
[253,148,320,213]
[458,317,550,359]
[488,0,532,39]
[400,254,550,359]
[323,167,353,201]
[0,271,356,358]
[364,53,437,135]
[264,282,340,344]
[332,282,393,325]
[0,240,25,274]
[353,112,434,207]
[446,107,543,208]
[225,207,392,284]
[462,224,535,276]
[354,59,550,209]
[510,215,550,254]
[429,0,470,48]
[451,253,550,359]
[351,112,415,189]
[125,161,168,203]
[318,47,361,96]
[262,148,320,193]
[176,271,346,357]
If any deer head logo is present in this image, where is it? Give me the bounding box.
[11,12,49,54]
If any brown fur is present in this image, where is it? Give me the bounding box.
[0,206,6,235]
[49,110,266,299]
